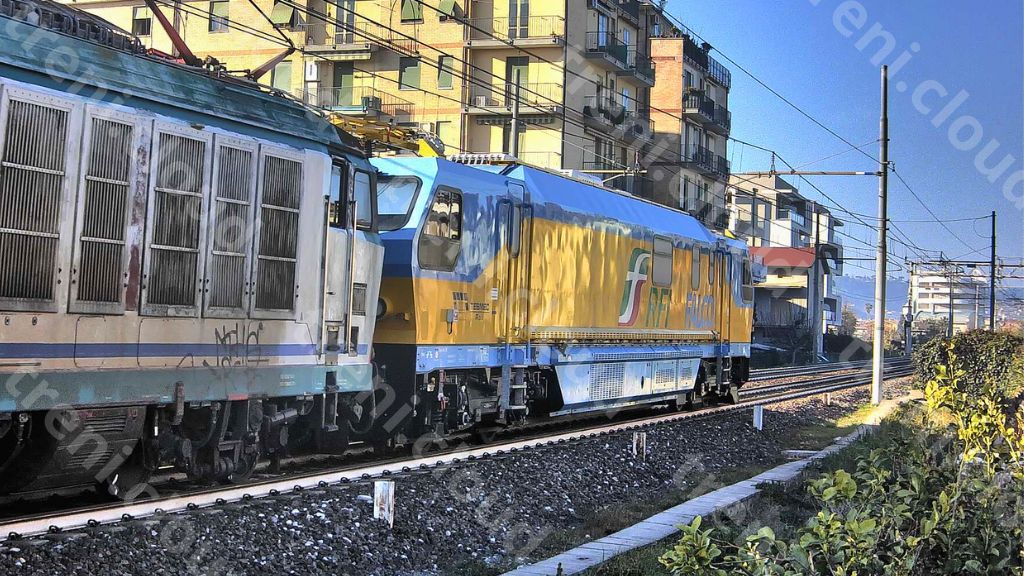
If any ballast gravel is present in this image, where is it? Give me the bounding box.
[1,377,911,576]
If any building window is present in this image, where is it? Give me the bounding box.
[400,0,423,22]
[684,70,693,90]
[437,55,454,90]
[399,57,421,90]
[418,187,462,271]
[132,6,152,36]
[271,61,292,92]
[209,1,229,32]
[270,1,301,28]
[652,236,672,287]
[435,120,456,150]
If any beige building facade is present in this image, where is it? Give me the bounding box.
[64,0,664,194]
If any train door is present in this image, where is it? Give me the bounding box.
[496,182,531,421]
[495,182,530,342]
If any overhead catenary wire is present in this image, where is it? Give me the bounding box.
[176,0,932,273]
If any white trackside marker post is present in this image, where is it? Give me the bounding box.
[824,393,833,406]
[632,432,647,462]
[373,480,396,528]
[753,406,764,431]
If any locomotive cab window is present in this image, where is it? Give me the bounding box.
[741,257,754,302]
[418,186,462,271]
[377,175,422,231]
[652,236,672,287]
[329,165,376,231]
[353,169,375,231]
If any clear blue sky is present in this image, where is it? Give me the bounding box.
[667,0,1024,279]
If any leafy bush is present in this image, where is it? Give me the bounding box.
[660,353,1024,575]
[913,330,1023,398]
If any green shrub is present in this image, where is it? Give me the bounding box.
[660,355,1024,575]
[913,330,1023,398]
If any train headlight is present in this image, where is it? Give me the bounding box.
[376,298,388,319]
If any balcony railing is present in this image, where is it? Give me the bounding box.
[685,145,716,173]
[625,48,656,85]
[683,91,715,120]
[298,20,378,47]
[715,154,730,178]
[466,15,565,43]
[466,82,563,110]
[300,86,414,120]
[708,55,732,89]
[515,151,562,168]
[617,112,653,143]
[682,35,709,70]
[583,94,626,128]
[585,31,629,69]
[711,103,731,133]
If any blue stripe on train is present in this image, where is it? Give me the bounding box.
[0,343,321,359]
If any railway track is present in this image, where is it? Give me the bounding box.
[750,356,911,382]
[0,363,915,542]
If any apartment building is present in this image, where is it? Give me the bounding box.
[648,27,732,226]
[911,269,990,333]
[66,0,662,194]
[728,175,844,353]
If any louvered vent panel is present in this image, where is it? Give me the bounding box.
[78,118,132,303]
[148,133,205,306]
[654,362,676,388]
[255,155,301,312]
[208,145,254,310]
[590,363,625,401]
[0,100,68,302]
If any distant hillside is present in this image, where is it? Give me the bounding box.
[834,275,909,320]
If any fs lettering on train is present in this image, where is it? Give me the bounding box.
[616,247,715,329]
[617,248,672,328]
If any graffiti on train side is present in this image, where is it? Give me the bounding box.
[204,322,267,369]
[684,293,717,330]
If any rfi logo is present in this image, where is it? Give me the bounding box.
[617,248,651,326]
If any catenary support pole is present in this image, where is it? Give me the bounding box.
[510,70,521,158]
[990,210,997,330]
[871,66,888,406]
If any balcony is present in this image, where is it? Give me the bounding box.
[616,112,653,144]
[583,94,622,131]
[585,31,629,71]
[300,21,380,58]
[617,0,641,25]
[515,151,562,168]
[682,35,709,70]
[300,86,413,123]
[622,48,656,86]
[708,102,731,134]
[683,145,727,179]
[464,82,563,115]
[682,91,715,123]
[465,16,565,48]
[708,55,732,89]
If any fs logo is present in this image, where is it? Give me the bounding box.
[617,248,651,326]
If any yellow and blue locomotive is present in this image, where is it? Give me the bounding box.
[370,156,754,440]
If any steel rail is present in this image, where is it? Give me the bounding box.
[0,368,915,541]
[750,357,911,382]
